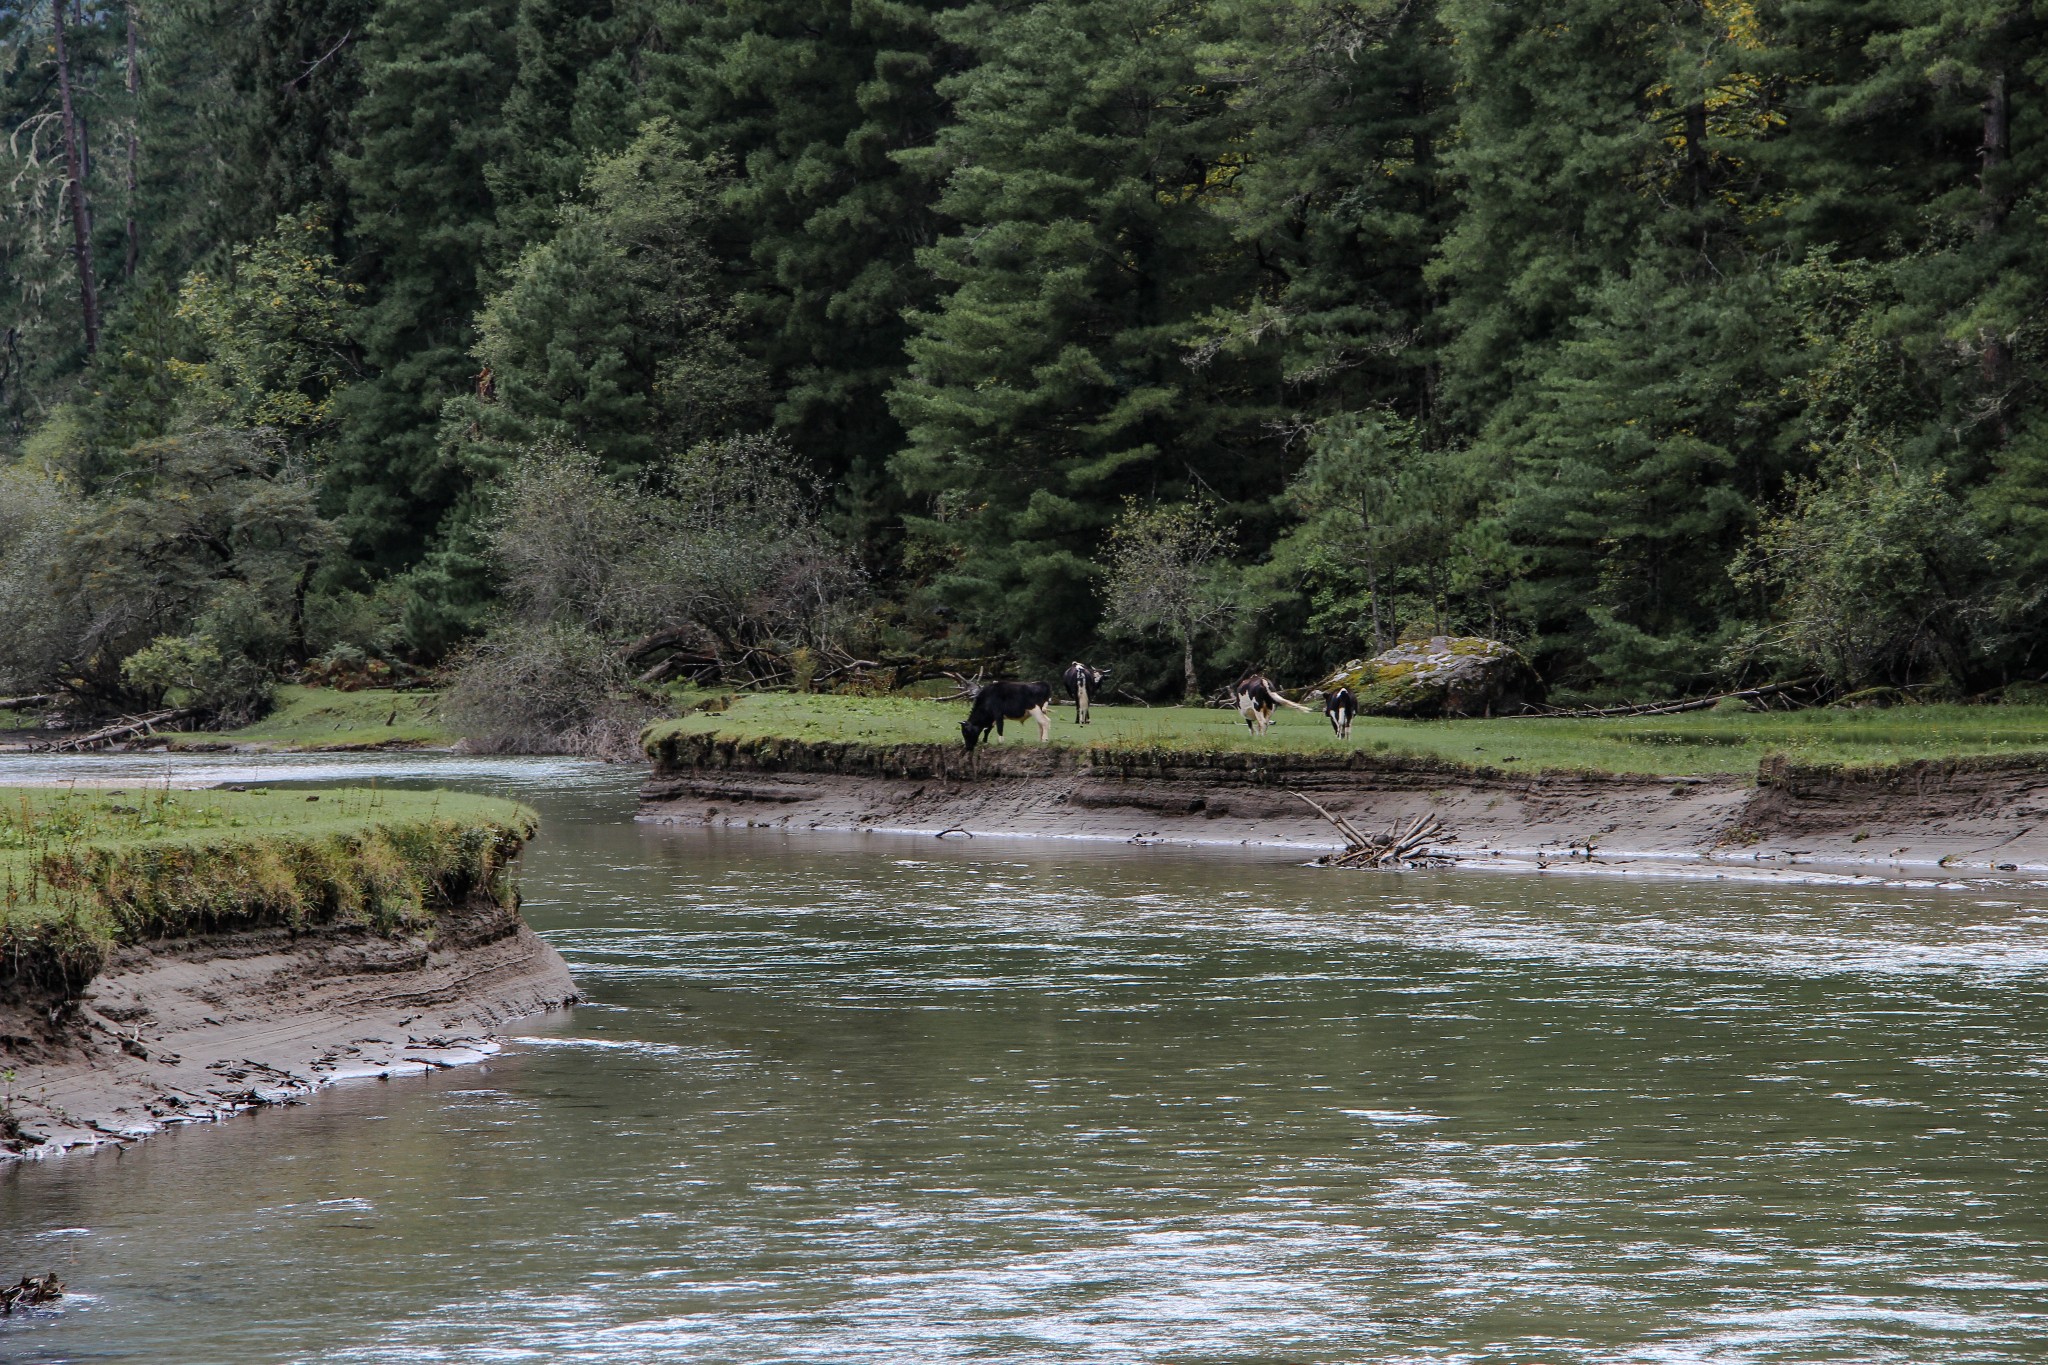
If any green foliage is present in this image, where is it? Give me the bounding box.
[451,120,759,479]
[171,214,363,438]
[323,0,517,575]
[0,465,85,693]
[447,433,861,751]
[1099,498,1241,699]
[9,0,2048,706]
[1269,412,1481,660]
[1734,459,2003,691]
[889,0,1282,667]
[24,428,339,710]
[121,633,271,722]
[1490,264,1797,695]
[642,0,965,550]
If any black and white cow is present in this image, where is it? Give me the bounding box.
[1234,673,1315,735]
[1324,686,1357,739]
[1062,662,1110,725]
[960,681,1054,751]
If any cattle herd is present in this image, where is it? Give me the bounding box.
[957,664,1359,751]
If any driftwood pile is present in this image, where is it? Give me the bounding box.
[44,708,193,753]
[1,1272,63,1314]
[1289,791,1452,868]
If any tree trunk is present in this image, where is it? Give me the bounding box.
[53,0,101,355]
[126,1,140,280]
[1980,66,2011,232]
[1979,65,2012,415]
[1181,629,1199,702]
[1357,495,1385,654]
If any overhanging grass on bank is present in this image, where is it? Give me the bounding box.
[0,786,536,996]
[159,686,453,751]
[643,693,2048,777]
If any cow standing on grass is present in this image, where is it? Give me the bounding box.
[1235,672,1316,735]
[1063,662,1110,725]
[960,681,1054,751]
[1324,686,1357,739]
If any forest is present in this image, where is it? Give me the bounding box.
[1,0,2044,744]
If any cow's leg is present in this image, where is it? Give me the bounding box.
[996,716,1005,737]
[1031,705,1050,743]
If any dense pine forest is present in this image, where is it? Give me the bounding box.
[2,0,2045,737]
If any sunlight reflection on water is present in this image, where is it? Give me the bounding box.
[4,757,2048,1363]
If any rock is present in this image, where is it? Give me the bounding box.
[1317,636,1543,718]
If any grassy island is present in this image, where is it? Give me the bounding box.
[644,693,2048,779]
[0,786,536,998]
[158,687,455,752]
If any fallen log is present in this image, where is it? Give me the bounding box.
[1289,792,1452,868]
[0,693,55,712]
[48,708,194,753]
[1515,676,1822,719]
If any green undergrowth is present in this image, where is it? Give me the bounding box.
[643,692,2048,777]
[0,786,536,999]
[159,686,453,751]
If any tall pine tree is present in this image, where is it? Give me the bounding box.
[643,0,968,556]
[889,0,1282,666]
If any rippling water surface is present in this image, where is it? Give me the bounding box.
[6,754,2048,1362]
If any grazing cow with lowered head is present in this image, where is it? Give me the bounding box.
[1235,672,1315,736]
[1324,686,1357,739]
[961,681,1054,751]
[1062,662,1110,725]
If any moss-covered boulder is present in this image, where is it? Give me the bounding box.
[1318,636,1543,718]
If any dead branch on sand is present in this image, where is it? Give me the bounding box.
[2,1272,63,1314]
[1289,791,1452,868]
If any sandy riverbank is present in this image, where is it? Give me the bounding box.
[641,737,2048,886]
[0,787,580,1161]
[1,886,575,1159]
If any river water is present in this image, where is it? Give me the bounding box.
[6,754,2048,1363]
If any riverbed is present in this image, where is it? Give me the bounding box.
[6,753,2048,1362]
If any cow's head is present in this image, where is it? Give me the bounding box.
[960,718,983,751]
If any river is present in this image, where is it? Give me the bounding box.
[5,753,2048,1362]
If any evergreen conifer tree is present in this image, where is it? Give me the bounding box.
[326,0,516,581]
[643,0,968,552]
[889,0,1281,665]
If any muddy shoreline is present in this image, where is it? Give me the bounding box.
[641,736,2048,886]
[2,883,577,1163]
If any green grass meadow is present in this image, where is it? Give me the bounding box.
[0,784,535,971]
[160,685,453,751]
[644,692,2048,777]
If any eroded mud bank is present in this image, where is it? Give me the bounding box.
[0,798,578,1161]
[642,734,2048,884]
